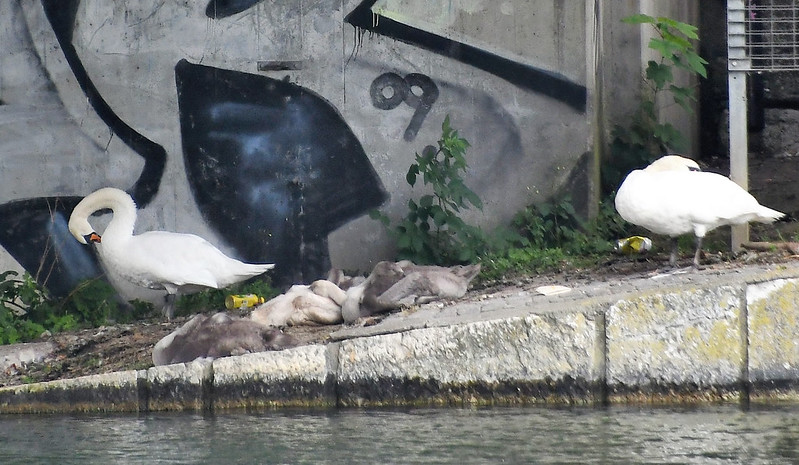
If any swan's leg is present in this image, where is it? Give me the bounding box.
[692,236,704,268]
[669,237,680,267]
[163,293,176,320]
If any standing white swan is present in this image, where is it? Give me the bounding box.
[68,187,274,318]
[615,155,785,267]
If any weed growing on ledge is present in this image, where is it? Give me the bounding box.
[0,271,152,344]
[0,271,48,344]
[478,196,633,282]
[371,115,488,265]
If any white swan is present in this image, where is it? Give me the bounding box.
[68,187,275,318]
[615,155,785,267]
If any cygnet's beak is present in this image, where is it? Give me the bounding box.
[84,232,102,243]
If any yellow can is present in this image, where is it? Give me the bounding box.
[614,236,653,255]
[225,294,265,309]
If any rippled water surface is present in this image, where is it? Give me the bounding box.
[1,404,799,464]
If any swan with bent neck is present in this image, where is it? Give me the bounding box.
[68,187,274,318]
[615,155,785,267]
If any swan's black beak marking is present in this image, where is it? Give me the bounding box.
[85,232,102,243]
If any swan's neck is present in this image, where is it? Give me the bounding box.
[82,190,138,240]
[104,204,136,240]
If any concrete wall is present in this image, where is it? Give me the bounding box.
[641,0,701,156]
[0,1,700,301]
[597,0,701,159]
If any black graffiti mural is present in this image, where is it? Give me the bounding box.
[347,0,587,112]
[0,0,169,297]
[3,0,580,295]
[370,72,439,141]
[40,0,166,206]
[2,1,387,294]
[175,60,388,285]
[205,0,266,19]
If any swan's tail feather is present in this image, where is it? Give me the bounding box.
[216,262,275,288]
[241,263,276,275]
[756,205,786,223]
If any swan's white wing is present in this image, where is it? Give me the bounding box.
[123,232,221,288]
[615,170,696,236]
[682,172,783,227]
[123,231,271,289]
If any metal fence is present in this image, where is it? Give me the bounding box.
[724,0,799,246]
[729,0,799,71]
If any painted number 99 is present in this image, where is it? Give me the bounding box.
[370,72,439,141]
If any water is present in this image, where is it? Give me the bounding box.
[1,404,798,464]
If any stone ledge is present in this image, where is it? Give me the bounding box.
[212,344,338,409]
[1,263,799,413]
[0,342,56,373]
[0,371,140,414]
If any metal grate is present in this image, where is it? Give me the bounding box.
[729,0,799,71]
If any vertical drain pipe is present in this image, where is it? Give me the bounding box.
[588,0,603,220]
[727,0,751,251]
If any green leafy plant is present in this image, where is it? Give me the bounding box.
[512,196,588,252]
[371,115,487,265]
[55,279,118,327]
[479,246,570,282]
[29,278,129,331]
[603,14,708,194]
[510,195,632,256]
[0,271,48,344]
[478,196,633,282]
[0,271,155,345]
[584,194,636,249]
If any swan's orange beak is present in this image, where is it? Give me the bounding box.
[84,232,102,243]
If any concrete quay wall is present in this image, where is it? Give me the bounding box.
[2,263,799,414]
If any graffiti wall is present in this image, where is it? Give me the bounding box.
[0,0,590,297]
